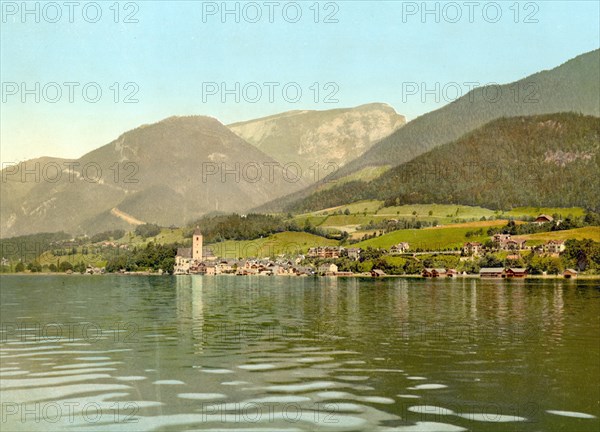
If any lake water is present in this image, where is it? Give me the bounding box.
[1,275,598,431]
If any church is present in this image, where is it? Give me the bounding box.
[174,227,203,274]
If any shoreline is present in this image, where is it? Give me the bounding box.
[1,273,598,280]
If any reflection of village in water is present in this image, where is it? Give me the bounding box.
[174,276,566,357]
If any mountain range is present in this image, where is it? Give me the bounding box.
[256,49,600,212]
[1,49,598,238]
[1,104,403,237]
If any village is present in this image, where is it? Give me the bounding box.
[174,215,580,279]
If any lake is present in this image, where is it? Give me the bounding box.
[1,275,598,431]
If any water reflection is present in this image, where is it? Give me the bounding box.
[0,276,598,431]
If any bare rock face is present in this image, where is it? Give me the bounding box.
[228,103,405,183]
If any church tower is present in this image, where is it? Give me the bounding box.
[192,227,203,261]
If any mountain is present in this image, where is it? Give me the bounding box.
[0,116,302,237]
[281,113,600,212]
[228,103,405,183]
[256,49,600,212]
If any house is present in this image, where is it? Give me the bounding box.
[346,248,362,260]
[535,214,554,224]
[335,271,354,276]
[504,239,527,251]
[492,233,511,244]
[174,247,192,274]
[504,268,528,278]
[390,242,410,254]
[544,240,565,254]
[463,242,483,256]
[204,264,217,276]
[422,268,447,278]
[491,234,526,251]
[318,263,338,276]
[371,269,386,277]
[307,246,342,259]
[563,269,578,279]
[446,269,458,277]
[480,268,504,278]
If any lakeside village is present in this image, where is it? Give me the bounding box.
[172,216,582,279]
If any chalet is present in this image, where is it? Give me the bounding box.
[346,248,362,260]
[504,239,527,251]
[446,269,458,277]
[480,267,504,278]
[563,269,578,279]
[544,240,565,254]
[371,269,386,277]
[492,233,511,244]
[422,268,447,278]
[535,214,554,224]
[335,271,354,276]
[318,263,338,276]
[504,268,528,278]
[390,242,410,254]
[463,242,483,256]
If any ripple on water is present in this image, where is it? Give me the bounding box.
[0,373,112,389]
[379,422,467,431]
[28,367,117,376]
[408,405,456,416]
[115,376,147,381]
[264,381,339,393]
[178,393,227,400]
[457,413,526,422]
[245,395,311,404]
[75,356,111,361]
[153,380,185,385]
[238,364,277,371]
[408,384,448,390]
[221,381,249,386]
[546,410,596,419]
[201,368,234,374]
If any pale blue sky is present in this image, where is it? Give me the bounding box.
[1,0,599,163]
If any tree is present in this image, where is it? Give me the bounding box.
[562,239,600,271]
[27,262,42,272]
[15,262,25,272]
[48,263,58,272]
[73,262,86,273]
[344,208,350,215]
[59,261,73,272]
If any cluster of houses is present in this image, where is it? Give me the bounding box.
[463,235,566,258]
[422,267,528,278]
[422,267,577,279]
[174,219,577,278]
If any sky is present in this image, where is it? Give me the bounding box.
[1,0,599,164]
